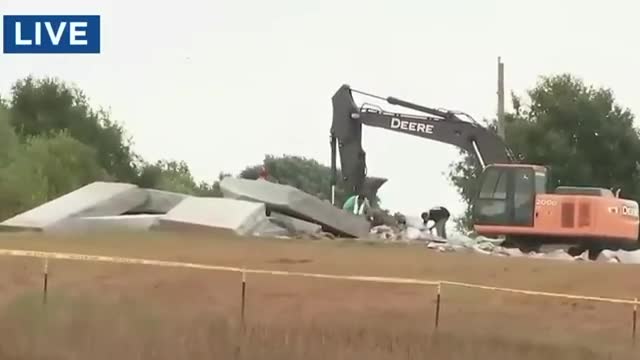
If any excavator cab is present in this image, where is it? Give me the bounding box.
[472,164,548,228]
[472,164,640,251]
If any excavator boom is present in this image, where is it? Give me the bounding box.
[330,84,515,195]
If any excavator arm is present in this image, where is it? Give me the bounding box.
[330,84,516,196]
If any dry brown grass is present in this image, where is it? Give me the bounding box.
[0,231,637,359]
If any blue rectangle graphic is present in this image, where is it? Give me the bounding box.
[3,15,100,54]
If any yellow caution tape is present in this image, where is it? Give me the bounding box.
[441,280,637,305]
[0,248,636,305]
[0,249,439,285]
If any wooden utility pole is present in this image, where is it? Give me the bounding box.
[497,56,505,140]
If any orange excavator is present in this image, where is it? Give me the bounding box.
[329,84,639,258]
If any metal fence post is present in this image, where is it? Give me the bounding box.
[633,298,637,345]
[241,271,246,329]
[42,258,49,305]
[435,282,441,330]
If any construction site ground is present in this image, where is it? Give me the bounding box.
[0,232,637,359]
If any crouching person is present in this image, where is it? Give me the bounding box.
[421,206,451,239]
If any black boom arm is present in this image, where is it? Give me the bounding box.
[330,84,516,196]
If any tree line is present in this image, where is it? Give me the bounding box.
[1,74,638,230]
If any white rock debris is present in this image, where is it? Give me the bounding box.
[366,224,640,264]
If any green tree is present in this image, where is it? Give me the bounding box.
[239,154,352,204]
[196,172,230,197]
[0,107,18,167]
[0,131,108,220]
[7,76,139,182]
[136,159,225,197]
[449,73,640,231]
[0,76,232,221]
[136,160,198,194]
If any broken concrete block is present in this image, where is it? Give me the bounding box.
[220,177,370,238]
[128,189,190,214]
[269,212,322,235]
[152,197,266,236]
[252,213,322,238]
[48,215,162,233]
[0,182,147,231]
[252,218,291,238]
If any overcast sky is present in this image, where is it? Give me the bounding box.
[1,0,639,220]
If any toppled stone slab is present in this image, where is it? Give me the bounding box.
[128,189,190,214]
[252,218,291,238]
[269,212,322,235]
[0,182,147,232]
[252,212,322,238]
[220,177,370,238]
[48,215,162,233]
[152,197,266,236]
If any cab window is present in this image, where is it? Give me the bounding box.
[474,167,508,225]
[479,168,507,200]
[513,168,535,225]
[534,172,547,194]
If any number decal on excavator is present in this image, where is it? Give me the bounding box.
[621,205,639,217]
[535,199,558,206]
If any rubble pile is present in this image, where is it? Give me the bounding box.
[2,178,639,265]
[366,223,640,264]
[0,179,365,240]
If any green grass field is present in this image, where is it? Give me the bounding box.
[0,231,637,359]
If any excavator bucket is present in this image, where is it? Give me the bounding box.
[362,176,387,207]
